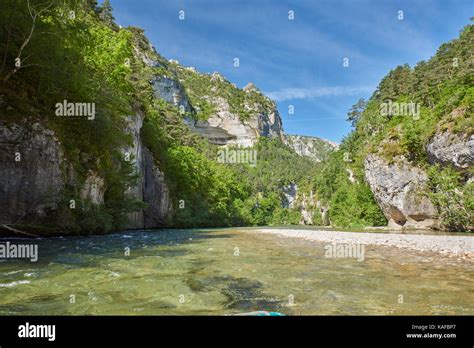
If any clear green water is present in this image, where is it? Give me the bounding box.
[0,228,472,315]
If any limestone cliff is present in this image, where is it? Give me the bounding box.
[0,121,65,225]
[172,66,285,147]
[285,135,338,162]
[122,112,171,229]
[364,154,439,229]
[426,108,474,176]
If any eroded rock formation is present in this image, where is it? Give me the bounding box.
[364,154,438,229]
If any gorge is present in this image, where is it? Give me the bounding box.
[0,1,472,236]
[0,0,472,319]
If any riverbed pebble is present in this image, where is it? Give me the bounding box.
[253,229,474,259]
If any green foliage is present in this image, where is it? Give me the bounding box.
[311,149,386,228]
[347,98,367,128]
[427,166,473,231]
[311,21,473,231]
[0,0,147,232]
[175,67,275,122]
[96,0,115,27]
[3,1,471,234]
[164,145,250,227]
[246,138,316,191]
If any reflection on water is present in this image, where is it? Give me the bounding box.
[0,228,472,315]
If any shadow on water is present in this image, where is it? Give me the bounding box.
[185,273,288,313]
[222,277,287,313]
[0,229,235,268]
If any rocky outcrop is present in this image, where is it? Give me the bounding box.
[123,113,145,228]
[427,130,474,170]
[282,183,298,209]
[123,113,171,229]
[364,154,438,229]
[299,191,315,225]
[346,168,357,183]
[190,95,285,147]
[142,147,170,228]
[172,64,285,147]
[80,171,105,205]
[0,122,65,224]
[152,76,192,113]
[284,135,337,162]
[0,111,171,231]
[281,183,331,226]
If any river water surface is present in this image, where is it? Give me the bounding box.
[0,228,472,315]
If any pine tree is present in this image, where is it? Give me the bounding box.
[98,0,115,26]
[346,98,367,128]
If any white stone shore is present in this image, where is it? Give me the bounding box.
[254,228,474,259]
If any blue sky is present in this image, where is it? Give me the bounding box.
[108,0,473,142]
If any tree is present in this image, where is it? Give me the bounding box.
[1,0,54,82]
[97,0,115,27]
[346,98,367,128]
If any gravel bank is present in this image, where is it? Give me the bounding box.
[254,228,474,259]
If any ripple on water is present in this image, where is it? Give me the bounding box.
[0,228,472,315]
[0,280,30,288]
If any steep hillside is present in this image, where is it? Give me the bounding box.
[310,21,473,231]
[174,66,285,146]
[0,0,321,235]
[1,1,470,235]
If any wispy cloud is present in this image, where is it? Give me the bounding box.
[266,86,375,102]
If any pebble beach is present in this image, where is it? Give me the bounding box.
[254,228,474,260]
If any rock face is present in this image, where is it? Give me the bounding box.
[0,122,65,224]
[299,191,315,225]
[346,168,357,184]
[190,96,285,147]
[0,111,171,230]
[282,183,313,224]
[364,154,438,229]
[152,76,192,113]
[282,183,298,208]
[427,131,474,170]
[80,171,105,205]
[171,65,285,147]
[284,135,337,162]
[282,184,327,226]
[123,113,171,229]
[142,147,170,228]
[123,113,146,229]
[192,98,284,147]
[151,71,285,147]
[295,192,330,226]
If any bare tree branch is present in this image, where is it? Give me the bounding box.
[2,0,54,82]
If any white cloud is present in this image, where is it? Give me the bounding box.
[265,86,374,102]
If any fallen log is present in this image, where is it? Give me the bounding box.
[1,224,40,238]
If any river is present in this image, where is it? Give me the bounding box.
[0,227,472,315]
